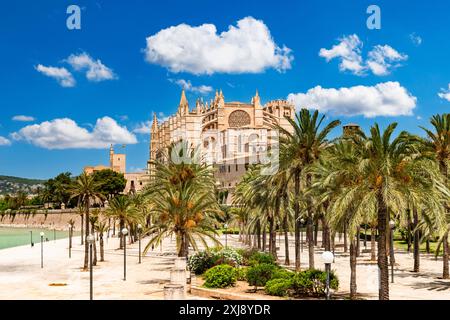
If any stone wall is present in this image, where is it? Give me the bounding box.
[0,210,82,230]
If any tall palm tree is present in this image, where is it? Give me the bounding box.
[95,219,109,262]
[418,114,450,278]
[105,195,138,249]
[324,123,447,300]
[143,141,221,257]
[311,139,367,299]
[70,172,104,270]
[276,108,340,270]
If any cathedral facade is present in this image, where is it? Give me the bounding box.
[148,90,294,202]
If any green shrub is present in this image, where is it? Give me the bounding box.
[265,278,292,297]
[292,269,339,296]
[203,264,237,288]
[248,252,277,266]
[211,247,243,266]
[188,251,215,275]
[246,263,277,288]
[271,268,294,280]
[237,248,259,266]
[188,248,243,274]
[235,267,248,281]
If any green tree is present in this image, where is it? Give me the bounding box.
[70,172,104,270]
[105,195,139,249]
[276,109,340,270]
[418,113,450,278]
[143,141,220,257]
[92,169,127,200]
[44,172,73,207]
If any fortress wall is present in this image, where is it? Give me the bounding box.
[0,210,83,230]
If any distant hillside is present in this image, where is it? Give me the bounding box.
[0,175,46,195]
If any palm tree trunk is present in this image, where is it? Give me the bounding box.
[69,227,72,252]
[83,198,90,270]
[356,226,361,257]
[443,232,449,279]
[406,210,412,253]
[350,238,357,299]
[262,229,266,252]
[323,217,331,251]
[371,228,376,261]
[413,209,420,272]
[343,225,348,253]
[100,234,104,262]
[256,221,261,250]
[119,219,124,249]
[307,216,314,269]
[426,238,430,254]
[91,222,97,266]
[80,214,84,245]
[294,170,301,271]
[269,217,277,259]
[313,220,318,246]
[377,194,389,300]
[284,213,290,265]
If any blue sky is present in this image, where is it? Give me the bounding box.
[0,0,449,179]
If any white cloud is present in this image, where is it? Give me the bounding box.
[144,16,293,75]
[367,45,408,76]
[66,52,117,82]
[12,115,36,122]
[438,84,450,102]
[319,35,407,76]
[319,34,365,75]
[12,117,137,149]
[0,136,11,146]
[133,121,151,134]
[169,78,213,94]
[287,82,417,118]
[409,33,422,46]
[35,64,76,87]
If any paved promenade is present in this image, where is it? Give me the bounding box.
[1,232,449,299]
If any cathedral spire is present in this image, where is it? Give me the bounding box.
[151,112,158,130]
[178,89,189,114]
[252,89,261,108]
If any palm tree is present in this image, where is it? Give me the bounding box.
[337,124,446,299]
[95,219,109,262]
[105,195,138,249]
[70,172,104,270]
[418,114,450,278]
[89,210,99,265]
[143,141,221,257]
[276,108,340,270]
[311,139,366,299]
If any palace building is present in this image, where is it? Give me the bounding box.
[85,145,147,194]
[148,90,295,202]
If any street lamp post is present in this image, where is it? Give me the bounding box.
[300,218,305,252]
[224,223,228,248]
[122,228,128,281]
[321,251,334,300]
[389,220,396,283]
[137,224,142,264]
[40,232,45,268]
[87,234,95,300]
[30,230,33,247]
